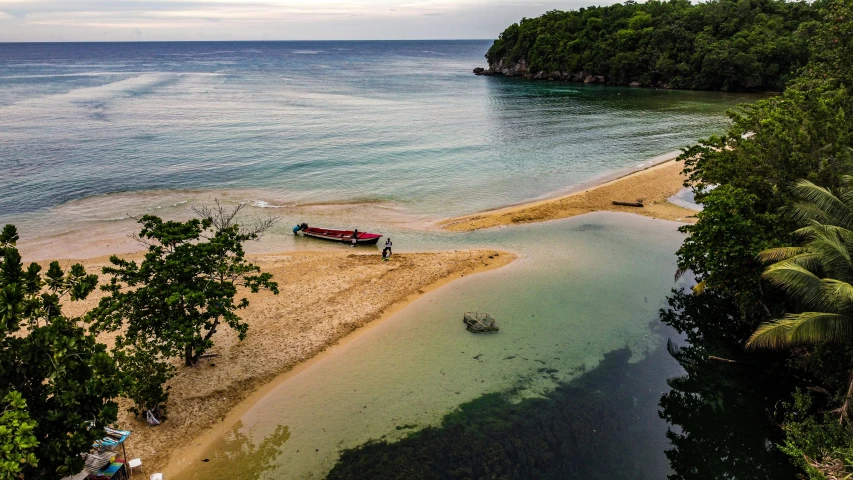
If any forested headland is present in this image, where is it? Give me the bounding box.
[479,0,822,91]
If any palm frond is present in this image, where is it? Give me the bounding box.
[811,224,853,247]
[821,279,853,315]
[762,261,832,311]
[807,235,853,282]
[747,312,851,349]
[785,252,822,273]
[757,247,806,264]
[790,202,831,228]
[840,171,853,190]
[790,180,853,230]
[749,176,853,351]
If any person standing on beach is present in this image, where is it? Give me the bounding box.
[382,238,392,261]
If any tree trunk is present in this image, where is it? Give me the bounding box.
[838,370,853,423]
[185,345,194,367]
[191,318,220,364]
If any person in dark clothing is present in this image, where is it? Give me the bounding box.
[382,238,392,260]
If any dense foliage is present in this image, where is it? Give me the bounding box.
[0,202,278,476]
[0,392,38,480]
[0,225,122,479]
[661,0,853,477]
[486,0,821,91]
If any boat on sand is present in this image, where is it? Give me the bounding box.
[296,224,382,245]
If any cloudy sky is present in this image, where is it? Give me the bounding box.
[0,0,617,42]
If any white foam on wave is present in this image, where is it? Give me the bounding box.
[148,199,188,211]
[292,50,322,55]
[252,200,294,209]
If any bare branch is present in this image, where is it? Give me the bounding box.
[192,199,278,240]
[241,216,279,240]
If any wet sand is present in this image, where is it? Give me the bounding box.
[439,158,697,231]
[59,249,515,472]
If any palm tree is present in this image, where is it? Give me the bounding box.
[748,177,853,420]
[748,178,853,349]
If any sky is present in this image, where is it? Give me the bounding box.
[0,0,620,42]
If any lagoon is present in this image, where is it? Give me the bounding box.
[169,213,688,479]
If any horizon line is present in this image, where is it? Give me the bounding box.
[0,38,495,44]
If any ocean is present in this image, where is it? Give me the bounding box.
[1,40,757,258]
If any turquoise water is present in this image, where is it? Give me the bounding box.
[0,41,757,258]
[172,213,689,479]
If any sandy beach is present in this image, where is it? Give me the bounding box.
[439,157,697,232]
[58,249,514,473]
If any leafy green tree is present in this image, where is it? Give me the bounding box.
[91,202,279,368]
[778,391,853,479]
[0,391,38,480]
[675,185,784,311]
[673,0,853,313]
[115,345,174,419]
[0,225,123,479]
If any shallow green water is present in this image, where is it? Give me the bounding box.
[175,213,688,479]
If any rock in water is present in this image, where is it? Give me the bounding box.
[463,312,499,333]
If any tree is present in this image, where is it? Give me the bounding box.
[0,225,123,479]
[90,202,279,368]
[745,177,853,426]
[115,345,174,420]
[748,178,853,349]
[674,185,785,312]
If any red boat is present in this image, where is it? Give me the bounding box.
[297,224,382,245]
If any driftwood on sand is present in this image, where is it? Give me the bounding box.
[611,201,644,207]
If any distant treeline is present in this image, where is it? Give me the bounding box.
[484,0,822,91]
